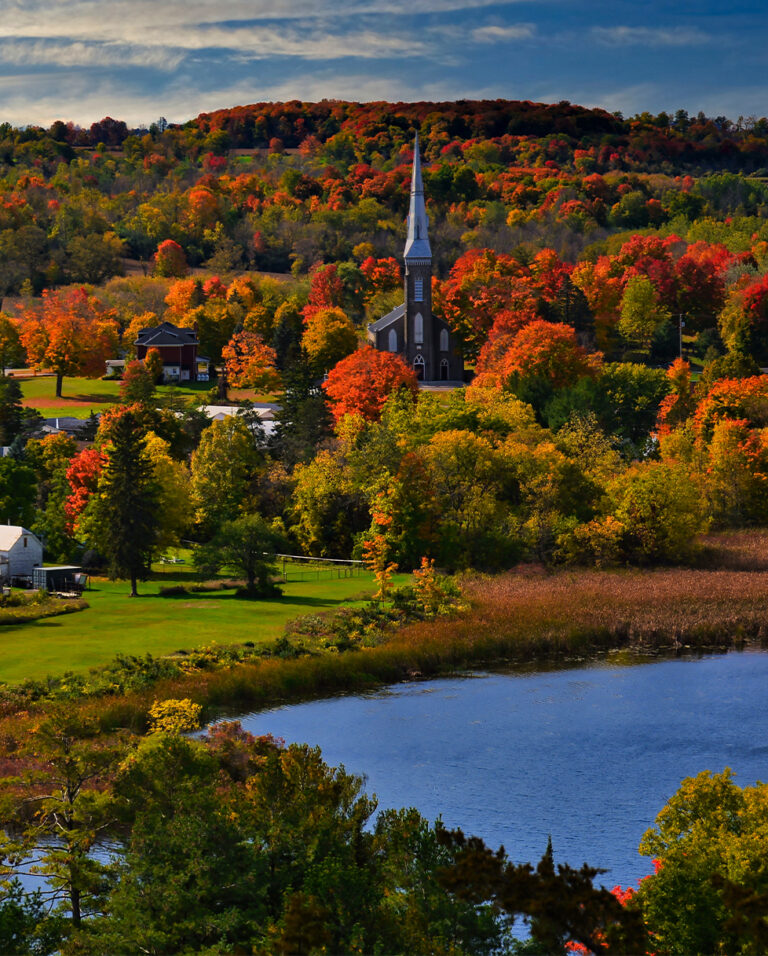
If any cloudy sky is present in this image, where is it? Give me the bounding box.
[1,0,766,127]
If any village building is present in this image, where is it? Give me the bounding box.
[368,133,463,383]
[134,321,210,383]
[0,526,43,584]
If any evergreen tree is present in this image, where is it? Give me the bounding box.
[89,410,159,596]
[272,348,332,467]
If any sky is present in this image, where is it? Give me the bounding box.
[1,0,767,128]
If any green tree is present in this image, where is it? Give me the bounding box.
[193,513,284,595]
[0,712,125,933]
[619,274,671,351]
[190,416,262,533]
[91,731,265,955]
[636,769,768,956]
[0,315,23,374]
[86,409,159,595]
[0,457,35,526]
[0,375,23,446]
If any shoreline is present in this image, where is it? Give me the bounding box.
[1,559,768,740]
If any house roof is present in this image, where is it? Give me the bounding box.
[135,321,199,348]
[0,526,38,552]
[368,302,405,333]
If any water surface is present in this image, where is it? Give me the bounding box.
[235,650,768,888]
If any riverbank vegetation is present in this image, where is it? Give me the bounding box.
[0,710,764,955]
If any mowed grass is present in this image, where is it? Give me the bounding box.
[0,570,390,684]
[18,374,279,419]
[18,375,212,419]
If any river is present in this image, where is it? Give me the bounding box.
[233,649,768,889]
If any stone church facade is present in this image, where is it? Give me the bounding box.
[367,134,464,383]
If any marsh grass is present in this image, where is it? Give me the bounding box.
[3,535,768,743]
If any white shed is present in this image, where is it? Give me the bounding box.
[0,526,43,582]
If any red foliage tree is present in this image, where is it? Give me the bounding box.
[64,447,105,532]
[322,346,418,421]
[153,239,187,278]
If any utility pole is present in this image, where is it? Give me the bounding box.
[679,314,685,359]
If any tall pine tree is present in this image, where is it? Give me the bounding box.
[90,409,159,596]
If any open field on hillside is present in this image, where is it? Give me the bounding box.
[0,569,386,684]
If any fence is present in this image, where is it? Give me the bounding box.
[276,553,366,583]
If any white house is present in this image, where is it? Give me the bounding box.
[0,526,43,583]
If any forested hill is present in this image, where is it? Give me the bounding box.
[2,98,768,294]
[191,98,768,172]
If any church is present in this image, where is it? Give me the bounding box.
[367,134,464,383]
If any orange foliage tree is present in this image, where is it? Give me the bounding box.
[221,330,281,391]
[17,287,119,396]
[475,319,600,389]
[693,375,768,439]
[322,346,418,422]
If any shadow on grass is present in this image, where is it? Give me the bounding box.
[143,591,356,607]
[63,392,117,404]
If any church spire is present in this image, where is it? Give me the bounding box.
[404,132,431,260]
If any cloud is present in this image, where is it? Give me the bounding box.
[470,24,536,43]
[592,26,711,47]
[0,0,538,40]
[0,40,183,71]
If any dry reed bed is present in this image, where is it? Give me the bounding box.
[3,562,768,744]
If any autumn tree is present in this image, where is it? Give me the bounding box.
[65,447,104,533]
[221,330,281,392]
[322,347,418,422]
[144,432,192,553]
[153,239,187,278]
[17,287,119,397]
[302,306,358,374]
[144,347,164,383]
[119,359,155,405]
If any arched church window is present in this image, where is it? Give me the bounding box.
[388,328,397,352]
[413,354,425,381]
[414,312,423,344]
[413,277,424,301]
[440,328,449,352]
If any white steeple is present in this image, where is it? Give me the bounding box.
[404,132,431,261]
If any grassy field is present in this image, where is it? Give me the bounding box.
[18,375,209,419]
[18,374,278,419]
[0,570,385,684]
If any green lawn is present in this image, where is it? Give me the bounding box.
[0,571,389,684]
[18,375,212,419]
[18,374,277,419]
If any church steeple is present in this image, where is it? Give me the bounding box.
[404,132,431,261]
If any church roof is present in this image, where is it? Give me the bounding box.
[404,132,431,261]
[368,302,405,333]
